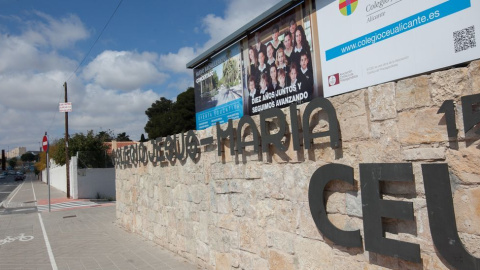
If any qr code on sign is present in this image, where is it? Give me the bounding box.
[453,26,476,53]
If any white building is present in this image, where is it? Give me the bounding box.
[7,147,26,159]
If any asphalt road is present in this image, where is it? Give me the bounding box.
[0,174,22,205]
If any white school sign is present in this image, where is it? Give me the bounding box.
[59,102,72,113]
[316,0,480,97]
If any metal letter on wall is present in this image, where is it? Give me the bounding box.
[130,144,138,165]
[461,93,480,135]
[260,108,287,153]
[289,103,301,151]
[216,119,235,156]
[422,164,480,270]
[164,135,176,162]
[186,130,200,160]
[155,137,166,162]
[302,97,341,150]
[308,163,362,247]
[138,142,147,164]
[360,163,421,263]
[114,149,122,167]
[176,132,187,160]
[123,147,130,166]
[437,100,458,138]
[147,139,157,163]
[236,115,260,154]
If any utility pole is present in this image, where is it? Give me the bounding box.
[64,82,70,198]
[44,132,51,212]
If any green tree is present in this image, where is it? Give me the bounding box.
[144,97,174,138]
[171,87,195,133]
[116,132,131,141]
[96,129,114,142]
[223,58,239,87]
[144,87,196,139]
[21,152,36,162]
[8,157,17,169]
[34,152,47,173]
[212,72,219,89]
[50,130,110,168]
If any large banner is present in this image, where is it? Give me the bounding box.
[316,0,480,97]
[194,43,243,130]
[243,3,321,115]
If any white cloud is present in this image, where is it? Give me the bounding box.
[69,84,160,141]
[186,0,282,52]
[0,106,56,151]
[0,12,88,74]
[0,71,69,111]
[202,0,281,46]
[158,47,197,74]
[0,12,163,150]
[0,71,85,151]
[0,34,77,73]
[83,50,169,91]
[0,73,160,150]
[23,12,90,49]
[165,76,194,100]
[157,0,281,77]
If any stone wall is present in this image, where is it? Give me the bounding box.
[116,60,480,269]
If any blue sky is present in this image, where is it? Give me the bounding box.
[0,0,281,152]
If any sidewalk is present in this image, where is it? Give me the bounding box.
[0,174,199,270]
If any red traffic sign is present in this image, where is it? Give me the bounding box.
[42,135,48,152]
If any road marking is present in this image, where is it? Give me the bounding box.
[1,177,57,269]
[33,178,58,269]
[36,200,107,212]
[0,179,26,208]
[31,177,37,202]
[38,213,58,270]
[12,208,36,212]
[0,233,34,245]
[7,180,25,203]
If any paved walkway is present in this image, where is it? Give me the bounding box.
[0,174,199,270]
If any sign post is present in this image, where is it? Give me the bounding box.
[42,133,50,212]
[62,82,70,199]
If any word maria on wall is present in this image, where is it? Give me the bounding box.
[112,97,341,167]
[112,93,479,166]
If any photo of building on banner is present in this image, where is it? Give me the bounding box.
[194,43,243,130]
[316,0,480,97]
[242,3,322,116]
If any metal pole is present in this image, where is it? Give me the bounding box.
[46,132,51,213]
[64,82,70,198]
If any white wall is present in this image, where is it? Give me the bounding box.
[41,159,68,193]
[77,168,115,199]
[42,156,115,199]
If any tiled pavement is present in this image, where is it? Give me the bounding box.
[0,174,200,270]
[36,199,114,212]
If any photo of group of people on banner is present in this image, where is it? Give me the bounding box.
[244,8,316,115]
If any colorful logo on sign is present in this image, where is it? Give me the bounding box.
[339,0,358,16]
[328,73,340,86]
